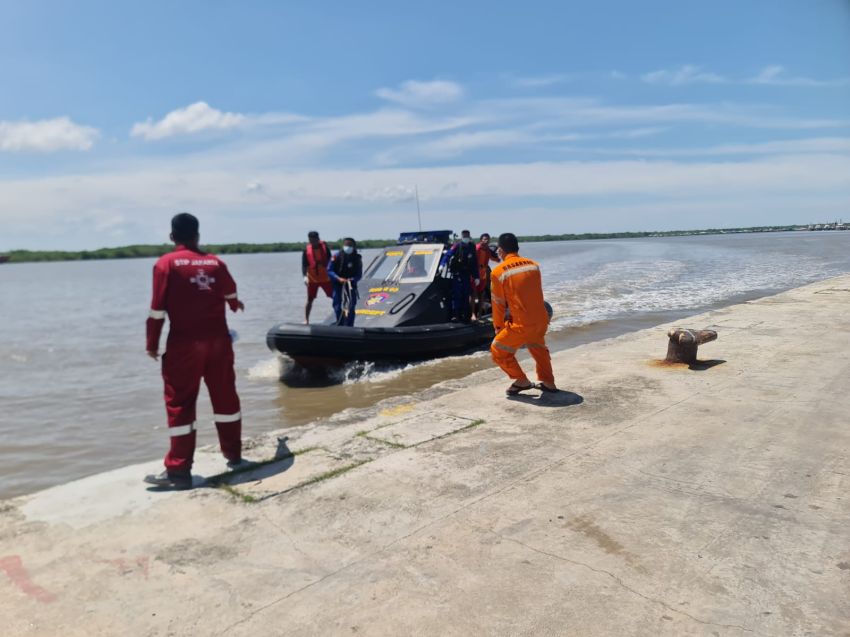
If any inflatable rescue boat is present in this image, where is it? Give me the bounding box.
[266,231,495,367]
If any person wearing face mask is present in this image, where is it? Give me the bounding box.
[441,229,479,322]
[328,237,363,326]
[490,232,557,396]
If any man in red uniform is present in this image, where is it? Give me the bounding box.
[473,232,500,320]
[144,213,245,490]
[302,230,332,324]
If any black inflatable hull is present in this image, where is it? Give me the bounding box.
[266,321,495,367]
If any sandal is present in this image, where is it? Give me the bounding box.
[536,382,559,393]
[506,381,535,396]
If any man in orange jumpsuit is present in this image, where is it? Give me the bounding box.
[490,232,557,395]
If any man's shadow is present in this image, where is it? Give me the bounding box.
[204,437,296,488]
[507,389,584,407]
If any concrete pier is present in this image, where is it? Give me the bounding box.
[2,276,849,636]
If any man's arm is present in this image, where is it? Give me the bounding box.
[327,252,342,283]
[146,261,169,359]
[302,250,309,277]
[218,261,245,312]
[491,270,506,331]
[440,244,457,268]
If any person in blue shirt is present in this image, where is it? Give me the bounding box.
[328,237,363,326]
[441,229,479,322]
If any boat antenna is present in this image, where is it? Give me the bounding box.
[415,185,422,231]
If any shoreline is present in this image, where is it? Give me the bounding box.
[1,225,827,264]
[2,274,849,635]
[1,271,835,502]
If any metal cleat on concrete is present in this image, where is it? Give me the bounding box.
[665,327,717,364]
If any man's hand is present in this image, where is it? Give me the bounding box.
[236,300,245,312]
[338,277,349,284]
[146,350,159,361]
[474,279,480,286]
[303,276,309,285]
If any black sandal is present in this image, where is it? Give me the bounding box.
[536,383,558,393]
[506,381,535,396]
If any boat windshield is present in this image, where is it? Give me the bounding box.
[399,246,441,283]
[367,248,407,282]
[364,244,444,283]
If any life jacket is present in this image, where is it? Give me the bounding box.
[306,241,330,283]
[331,251,362,286]
[449,241,475,275]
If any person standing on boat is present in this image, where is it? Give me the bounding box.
[144,213,246,490]
[490,232,557,396]
[302,230,333,324]
[328,237,363,326]
[442,229,479,322]
[473,232,500,320]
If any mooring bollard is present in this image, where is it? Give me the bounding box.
[665,328,717,364]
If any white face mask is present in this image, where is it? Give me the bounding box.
[461,237,471,244]
[343,245,354,255]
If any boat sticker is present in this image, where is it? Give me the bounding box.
[385,251,404,256]
[356,308,386,316]
[413,250,434,255]
[366,292,391,306]
[368,286,400,293]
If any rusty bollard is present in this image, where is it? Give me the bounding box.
[665,328,717,365]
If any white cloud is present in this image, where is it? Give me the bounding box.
[0,117,99,152]
[748,65,850,87]
[415,130,533,158]
[131,101,247,140]
[3,149,850,248]
[344,184,416,203]
[591,137,850,158]
[481,96,849,131]
[641,65,727,86]
[375,80,464,108]
[508,74,573,88]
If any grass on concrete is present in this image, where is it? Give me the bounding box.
[458,419,486,431]
[218,483,259,504]
[298,460,372,488]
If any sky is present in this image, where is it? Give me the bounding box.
[1,0,849,250]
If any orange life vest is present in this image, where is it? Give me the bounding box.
[306,241,330,283]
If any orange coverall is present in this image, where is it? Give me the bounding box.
[490,253,555,385]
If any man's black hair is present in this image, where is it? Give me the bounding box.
[461,229,471,236]
[343,236,357,250]
[308,230,320,239]
[498,232,519,253]
[171,212,199,242]
[480,232,490,240]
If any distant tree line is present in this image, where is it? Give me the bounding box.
[2,225,802,264]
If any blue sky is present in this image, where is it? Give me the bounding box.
[1,0,849,250]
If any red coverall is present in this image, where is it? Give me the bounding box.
[146,246,242,473]
[490,253,555,385]
[475,241,500,293]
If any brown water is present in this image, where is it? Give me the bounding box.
[2,231,849,499]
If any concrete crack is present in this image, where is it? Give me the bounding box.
[214,389,733,634]
[489,529,757,635]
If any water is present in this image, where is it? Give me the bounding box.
[2,231,849,499]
